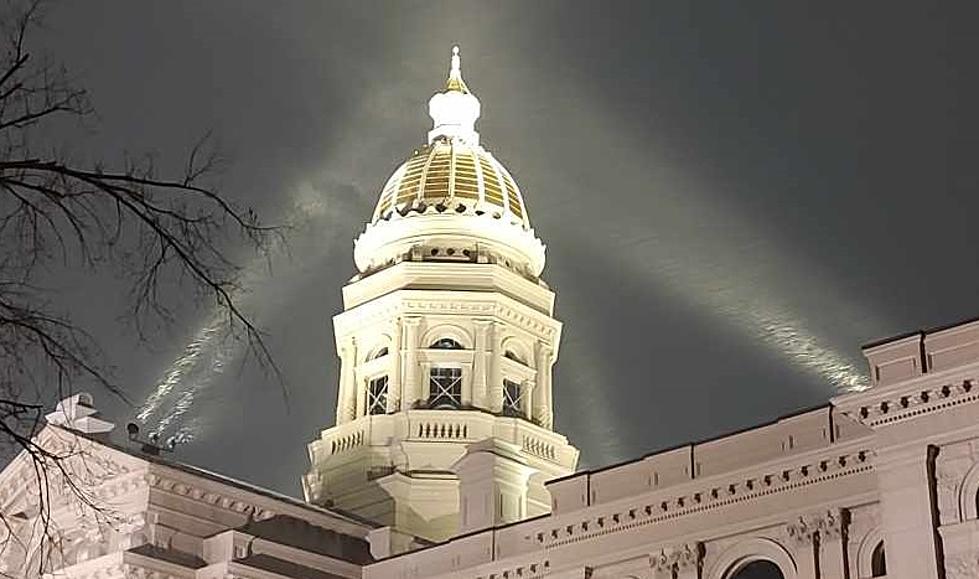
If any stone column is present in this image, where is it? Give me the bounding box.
[488,322,504,413]
[472,320,492,410]
[388,317,403,412]
[401,317,421,411]
[876,445,943,579]
[354,369,366,418]
[419,361,432,406]
[816,509,849,579]
[336,338,357,424]
[785,516,819,579]
[533,343,554,429]
[521,378,534,420]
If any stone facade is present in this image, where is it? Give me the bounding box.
[362,320,979,579]
[0,398,375,578]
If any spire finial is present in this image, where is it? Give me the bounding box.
[446,45,469,93]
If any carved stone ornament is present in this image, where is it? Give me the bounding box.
[945,552,979,579]
[785,509,847,546]
[651,542,702,574]
[936,461,969,493]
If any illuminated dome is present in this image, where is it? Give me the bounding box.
[355,47,545,277]
[370,139,530,229]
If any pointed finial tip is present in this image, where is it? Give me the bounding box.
[445,44,468,93]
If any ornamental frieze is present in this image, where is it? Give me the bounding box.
[145,473,276,520]
[334,296,558,339]
[537,449,871,548]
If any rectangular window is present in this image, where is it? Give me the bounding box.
[367,376,389,415]
[428,367,462,409]
[502,379,523,417]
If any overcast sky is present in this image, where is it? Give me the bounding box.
[25,1,979,496]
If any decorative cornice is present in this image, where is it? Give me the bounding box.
[536,449,872,548]
[838,372,977,428]
[334,292,559,341]
[145,473,277,520]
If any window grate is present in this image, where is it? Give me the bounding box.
[429,367,462,409]
[502,379,523,417]
[368,376,389,415]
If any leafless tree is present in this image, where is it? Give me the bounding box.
[0,1,281,574]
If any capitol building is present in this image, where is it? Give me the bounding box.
[3,49,979,579]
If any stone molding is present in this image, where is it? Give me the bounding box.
[334,293,559,341]
[535,448,872,548]
[146,473,277,521]
[838,370,978,428]
[474,558,549,579]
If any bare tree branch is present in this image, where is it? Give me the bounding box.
[0,1,284,575]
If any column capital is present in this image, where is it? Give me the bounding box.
[340,336,356,353]
[650,541,702,577]
[785,508,848,545]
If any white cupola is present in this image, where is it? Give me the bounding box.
[427,46,481,145]
[304,47,578,548]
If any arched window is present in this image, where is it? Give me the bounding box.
[431,338,464,350]
[428,367,462,409]
[367,376,389,415]
[728,560,784,579]
[372,347,389,359]
[871,541,886,577]
[502,379,524,417]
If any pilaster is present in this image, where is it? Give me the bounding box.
[488,321,504,413]
[785,515,819,579]
[877,445,942,579]
[534,342,554,429]
[473,320,492,409]
[389,317,403,411]
[817,509,849,579]
[337,338,357,423]
[401,317,422,411]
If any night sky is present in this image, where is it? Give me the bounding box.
[25,1,979,497]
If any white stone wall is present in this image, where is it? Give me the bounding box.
[362,319,979,579]
[0,426,374,579]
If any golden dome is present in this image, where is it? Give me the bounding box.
[355,47,545,278]
[371,136,531,229]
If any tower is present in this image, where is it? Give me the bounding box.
[303,48,578,544]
